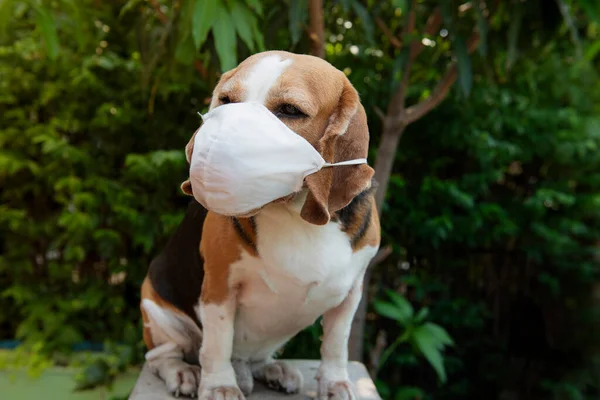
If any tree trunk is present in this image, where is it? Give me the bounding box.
[374,121,406,212]
[308,0,325,58]
[348,121,406,361]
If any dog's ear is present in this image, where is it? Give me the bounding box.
[300,78,374,225]
[180,128,199,196]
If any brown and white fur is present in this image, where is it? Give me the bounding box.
[140,51,380,400]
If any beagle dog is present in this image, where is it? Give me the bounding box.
[140,51,380,400]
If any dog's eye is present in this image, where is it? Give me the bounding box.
[277,104,306,118]
[219,96,231,104]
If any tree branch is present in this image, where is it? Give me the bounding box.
[387,0,418,116]
[403,32,480,125]
[368,330,388,378]
[373,106,385,121]
[555,0,582,58]
[368,245,393,268]
[376,7,442,56]
[308,0,325,58]
[375,17,402,49]
[148,0,168,25]
[412,7,443,59]
[403,67,457,125]
[147,0,207,79]
[353,4,484,363]
[194,60,208,79]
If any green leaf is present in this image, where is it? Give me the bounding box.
[245,0,263,16]
[412,325,448,382]
[119,0,144,18]
[386,289,414,320]
[339,0,351,12]
[213,2,237,72]
[0,0,13,34]
[374,294,413,325]
[440,0,454,26]
[289,0,308,45]
[584,40,600,61]
[249,10,265,51]
[421,322,454,346]
[506,2,523,71]
[578,0,600,23]
[351,0,375,44]
[395,387,425,400]
[64,245,86,262]
[475,1,488,56]
[448,184,474,208]
[61,0,86,50]
[375,301,407,324]
[453,36,472,96]
[391,0,407,10]
[175,33,197,65]
[33,4,59,60]
[192,0,219,49]
[414,307,429,323]
[230,0,255,51]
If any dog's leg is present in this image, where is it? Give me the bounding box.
[142,299,202,398]
[146,343,202,398]
[316,273,365,400]
[232,358,254,396]
[197,295,244,400]
[251,358,303,394]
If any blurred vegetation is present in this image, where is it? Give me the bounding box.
[1,0,600,399]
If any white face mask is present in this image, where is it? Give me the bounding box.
[189,102,367,216]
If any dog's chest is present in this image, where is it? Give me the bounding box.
[229,205,369,359]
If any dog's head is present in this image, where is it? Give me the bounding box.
[182,51,374,225]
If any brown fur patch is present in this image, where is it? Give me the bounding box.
[352,196,381,251]
[336,187,380,252]
[199,212,244,304]
[297,74,374,225]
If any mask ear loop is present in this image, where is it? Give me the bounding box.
[302,158,368,181]
[322,158,368,167]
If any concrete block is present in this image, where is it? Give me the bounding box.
[130,360,380,399]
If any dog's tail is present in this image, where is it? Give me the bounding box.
[141,299,202,362]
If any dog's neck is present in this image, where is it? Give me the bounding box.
[258,190,313,222]
[287,190,309,214]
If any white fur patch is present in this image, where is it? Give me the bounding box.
[197,300,238,390]
[141,299,201,355]
[145,341,179,362]
[142,300,203,397]
[243,55,293,104]
[319,276,365,376]
[228,198,378,362]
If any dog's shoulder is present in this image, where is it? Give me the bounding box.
[147,200,207,324]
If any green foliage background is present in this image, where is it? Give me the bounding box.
[1,0,600,399]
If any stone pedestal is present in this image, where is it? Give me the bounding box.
[130,360,380,400]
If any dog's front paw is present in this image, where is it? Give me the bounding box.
[150,359,201,398]
[258,361,303,394]
[197,386,245,400]
[317,378,357,400]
